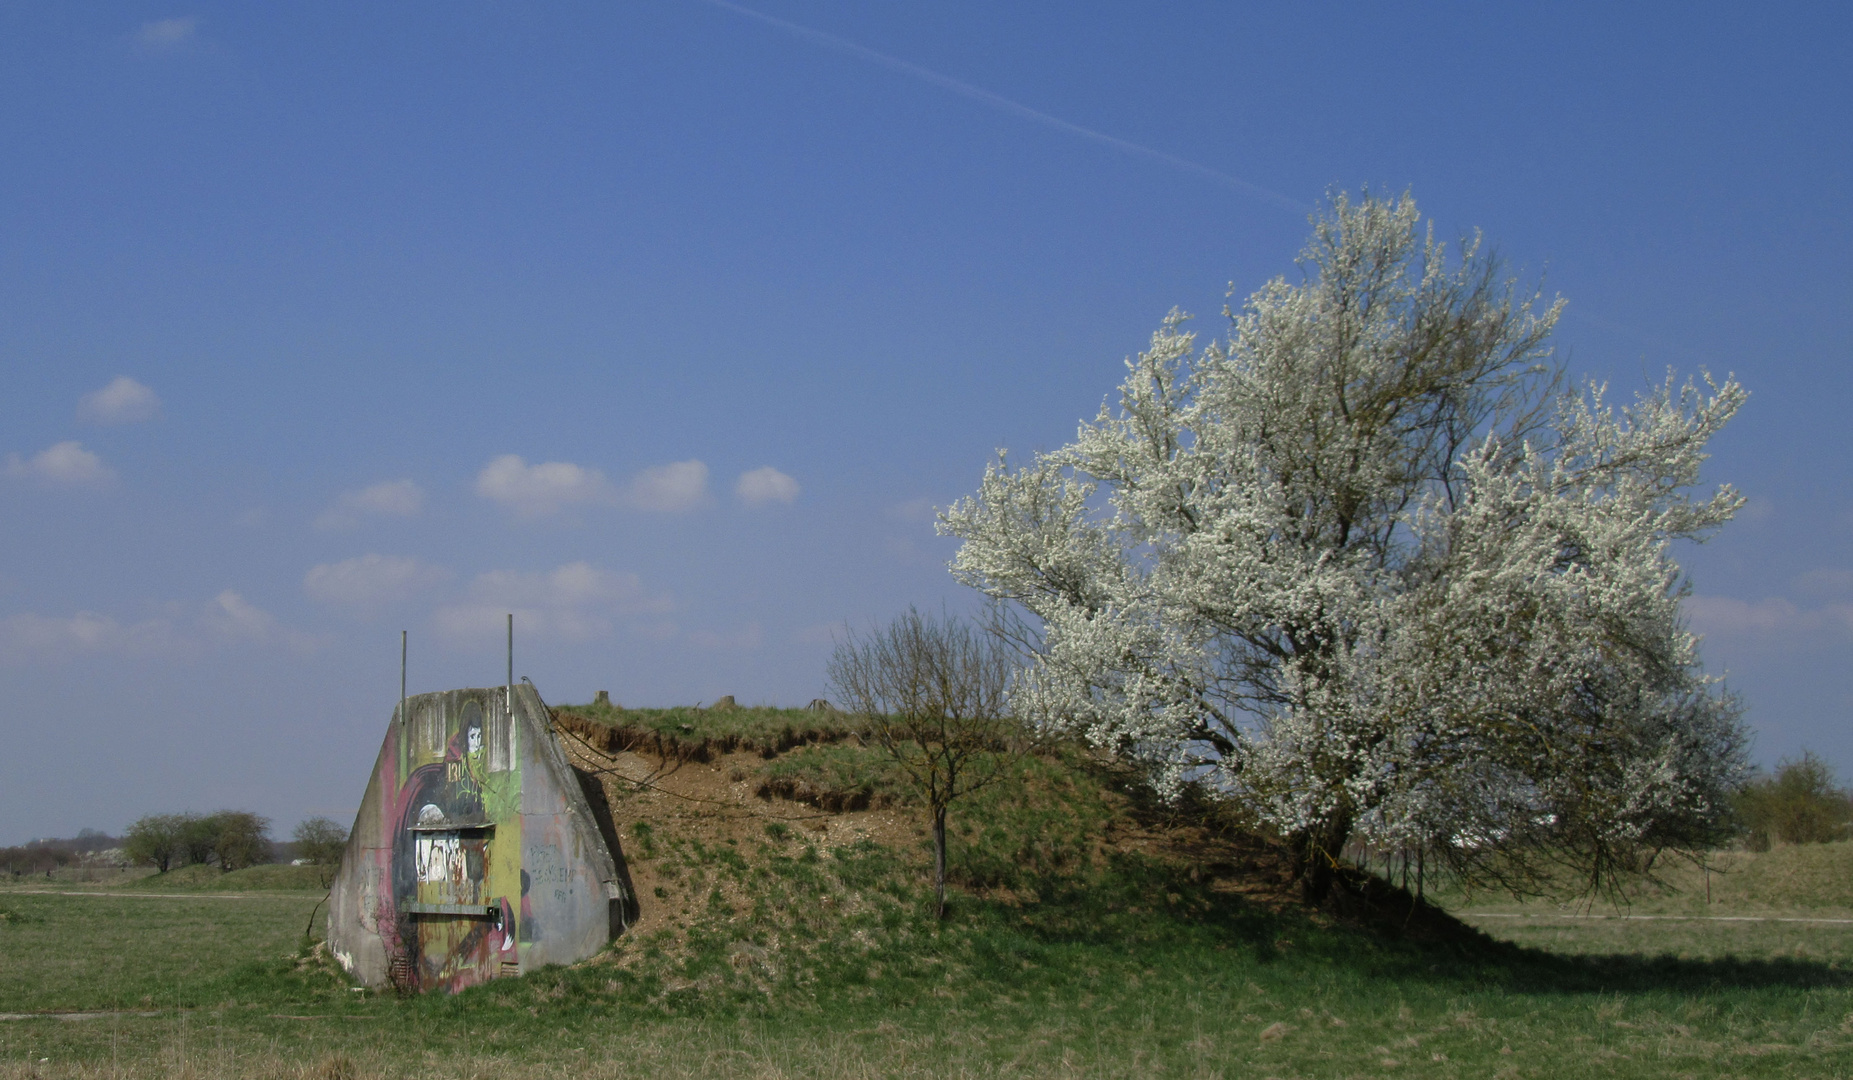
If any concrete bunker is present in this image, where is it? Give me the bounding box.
[326,683,633,993]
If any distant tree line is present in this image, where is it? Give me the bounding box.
[1735,752,1853,850]
[290,817,350,886]
[0,845,74,878]
[117,811,350,880]
[123,811,274,873]
[0,830,122,878]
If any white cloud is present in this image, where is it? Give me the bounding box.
[77,376,162,425]
[198,590,319,651]
[628,460,709,512]
[1,591,315,664]
[883,533,956,568]
[4,441,116,487]
[1685,570,1853,640]
[1686,594,1853,638]
[202,590,274,640]
[304,554,449,617]
[314,480,426,531]
[471,562,656,609]
[735,466,800,507]
[1,612,152,657]
[432,561,672,645]
[886,497,939,523]
[475,455,616,517]
[475,455,713,516]
[137,17,196,49]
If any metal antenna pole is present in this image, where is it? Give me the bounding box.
[400,630,407,727]
[506,613,513,716]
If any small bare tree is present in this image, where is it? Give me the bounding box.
[828,607,1019,920]
[292,816,351,887]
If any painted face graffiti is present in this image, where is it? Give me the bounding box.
[329,684,626,995]
[381,697,512,992]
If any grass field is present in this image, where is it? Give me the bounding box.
[553,701,859,762]
[0,890,326,1014]
[4,874,1850,1079]
[4,720,1852,1078]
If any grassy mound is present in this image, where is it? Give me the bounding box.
[476,730,1853,1073]
[754,743,908,811]
[560,719,1508,1014]
[11,866,1851,1078]
[554,701,859,762]
[6,717,1853,1076]
[1690,840,1853,911]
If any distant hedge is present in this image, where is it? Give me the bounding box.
[124,810,272,873]
[1736,752,1853,849]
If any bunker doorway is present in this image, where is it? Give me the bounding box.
[403,824,509,991]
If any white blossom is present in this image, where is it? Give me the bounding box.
[942,193,1747,899]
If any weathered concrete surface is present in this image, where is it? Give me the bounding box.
[325,683,632,993]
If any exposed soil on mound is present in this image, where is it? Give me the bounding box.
[751,774,900,813]
[557,732,920,945]
[553,709,1482,952]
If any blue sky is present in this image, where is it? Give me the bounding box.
[2,2,1848,843]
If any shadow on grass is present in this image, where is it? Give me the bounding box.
[940,751,1853,999]
[985,854,1853,998]
[253,856,1849,1037]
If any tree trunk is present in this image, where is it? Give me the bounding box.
[1292,813,1353,907]
[933,804,948,920]
[1301,853,1337,906]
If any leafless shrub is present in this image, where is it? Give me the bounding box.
[827,606,1023,918]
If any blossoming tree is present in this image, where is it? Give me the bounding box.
[941,192,1749,903]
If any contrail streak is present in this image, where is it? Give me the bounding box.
[699,0,1308,214]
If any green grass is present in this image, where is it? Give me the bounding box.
[1430,841,1853,968]
[755,742,908,810]
[7,751,1853,1077]
[0,891,327,1014]
[5,851,1852,1078]
[3,862,332,894]
[1657,841,1853,913]
[1451,912,1853,965]
[750,743,1124,892]
[0,902,41,925]
[111,863,330,893]
[1434,840,1853,916]
[557,701,859,758]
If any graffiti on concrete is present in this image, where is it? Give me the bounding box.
[326,684,630,993]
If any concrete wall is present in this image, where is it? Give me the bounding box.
[326,683,629,992]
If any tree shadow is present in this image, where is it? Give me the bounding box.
[985,853,1853,995]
